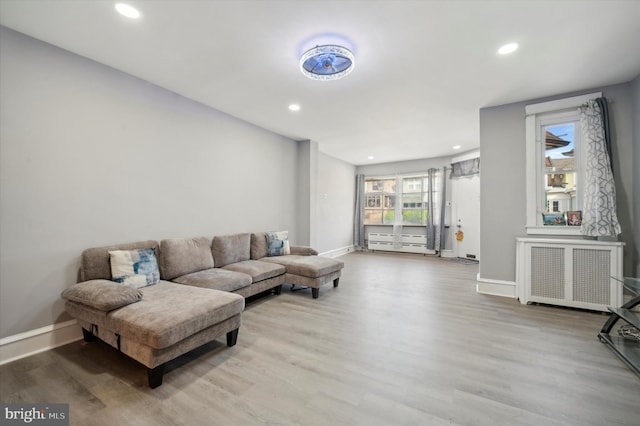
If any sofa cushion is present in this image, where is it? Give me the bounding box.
[159,237,214,280]
[222,260,285,283]
[172,268,252,292]
[265,231,291,256]
[262,255,344,278]
[62,280,143,312]
[212,233,251,267]
[109,248,160,288]
[106,282,244,348]
[290,246,319,256]
[250,232,268,260]
[80,240,160,282]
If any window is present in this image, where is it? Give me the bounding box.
[401,176,428,224]
[364,175,432,225]
[525,92,600,235]
[364,178,396,224]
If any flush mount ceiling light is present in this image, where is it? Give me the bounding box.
[300,45,355,81]
[115,3,141,19]
[288,104,301,111]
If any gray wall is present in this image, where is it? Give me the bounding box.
[295,143,355,253]
[317,153,356,254]
[479,83,637,282]
[633,74,640,274]
[0,28,307,338]
[295,140,314,247]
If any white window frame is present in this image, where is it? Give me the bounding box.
[364,174,432,226]
[525,92,600,235]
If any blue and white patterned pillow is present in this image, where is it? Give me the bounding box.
[265,231,291,257]
[109,248,160,288]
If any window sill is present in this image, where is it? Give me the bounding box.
[525,226,583,236]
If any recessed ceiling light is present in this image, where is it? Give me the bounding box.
[115,3,141,19]
[498,43,518,55]
[288,104,301,111]
[453,145,461,150]
[367,155,375,160]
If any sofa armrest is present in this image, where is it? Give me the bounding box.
[61,280,143,312]
[290,246,318,256]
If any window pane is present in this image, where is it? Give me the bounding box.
[383,179,396,193]
[544,171,577,213]
[402,210,422,224]
[365,195,380,208]
[366,178,396,193]
[402,177,422,192]
[544,123,575,173]
[364,210,382,224]
[383,195,395,208]
[365,180,379,192]
[541,121,579,222]
[402,193,421,208]
[383,210,395,224]
[401,176,427,225]
[364,178,397,225]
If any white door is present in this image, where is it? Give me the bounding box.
[452,174,480,261]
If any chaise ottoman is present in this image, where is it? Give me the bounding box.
[250,232,344,298]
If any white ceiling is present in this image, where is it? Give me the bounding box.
[1,1,639,165]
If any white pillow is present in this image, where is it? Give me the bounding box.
[109,248,160,288]
[265,231,291,256]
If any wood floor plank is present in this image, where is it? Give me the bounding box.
[1,251,639,425]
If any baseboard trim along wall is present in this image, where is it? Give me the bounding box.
[320,245,355,258]
[439,250,456,258]
[0,319,83,366]
[476,274,517,298]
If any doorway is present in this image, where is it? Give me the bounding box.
[452,171,480,261]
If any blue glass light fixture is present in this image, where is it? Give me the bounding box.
[300,45,355,81]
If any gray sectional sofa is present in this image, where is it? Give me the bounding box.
[61,232,344,388]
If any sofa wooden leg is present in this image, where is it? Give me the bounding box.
[312,288,319,299]
[226,328,239,347]
[273,285,282,295]
[333,278,340,288]
[148,365,164,389]
[82,328,95,342]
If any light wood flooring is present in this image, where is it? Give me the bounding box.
[1,251,639,425]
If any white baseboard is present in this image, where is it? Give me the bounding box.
[0,320,83,366]
[476,273,517,298]
[320,245,355,258]
[440,250,456,258]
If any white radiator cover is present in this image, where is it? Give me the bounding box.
[516,238,624,311]
[367,233,434,254]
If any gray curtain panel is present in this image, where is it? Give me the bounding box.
[438,166,447,253]
[580,99,621,237]
[353,174,365,248]
[595,97,612,174]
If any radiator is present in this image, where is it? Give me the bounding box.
[516,238,624,311]
[367,233,434,254]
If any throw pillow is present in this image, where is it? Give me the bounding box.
[265,231,290,257]
[109,248,160,288]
